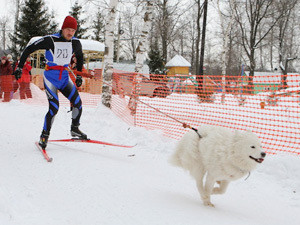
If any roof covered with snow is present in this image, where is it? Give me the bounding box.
[165,55,191,67]
[79,39,105,52]
[27,36,105,52]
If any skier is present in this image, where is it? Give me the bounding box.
[14,15,88,149]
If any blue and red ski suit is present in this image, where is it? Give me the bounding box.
[17,31,84,133]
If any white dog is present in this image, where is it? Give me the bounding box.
[170,125,266,207]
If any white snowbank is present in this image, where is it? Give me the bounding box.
[0,96,299,225]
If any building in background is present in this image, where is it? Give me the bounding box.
[165,55,191,76]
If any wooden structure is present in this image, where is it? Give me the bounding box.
[165,55,191,76]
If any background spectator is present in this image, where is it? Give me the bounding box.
[0,56,13,102]
[18,56,32,99]
[7,54,13,64]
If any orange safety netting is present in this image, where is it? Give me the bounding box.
[111,72,300,155]
[25,69,103,107]
[9,69,299,155]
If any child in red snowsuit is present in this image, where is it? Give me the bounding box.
[17,56,32,99]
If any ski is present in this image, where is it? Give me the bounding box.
[48,138,136,148]
[35,142,53,162]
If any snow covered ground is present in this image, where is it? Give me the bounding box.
[0,97,300,225]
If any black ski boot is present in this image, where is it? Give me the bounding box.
[71,124,88,140]
[39,130,49,149]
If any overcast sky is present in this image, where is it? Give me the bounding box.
[0,0,85,28]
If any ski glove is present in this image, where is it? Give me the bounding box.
[14,67,22,80]
[75,75,82,87]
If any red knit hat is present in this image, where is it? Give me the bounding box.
[61,16,77,30]
[1,56,7,60]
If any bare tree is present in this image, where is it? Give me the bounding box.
[274,0,298,89]
[189,19,197,74]
[102,0,119,108]
[0,18,9,50]
[215,0,235,102]
[9,0,22,57]
[232,0,291,93]
[14,0,22,36]
[194,0,204,75]
[196,0,208,98]
[153,0,182,63]
[134,1,153,74]
[127,16,137,61]
[119,5,143,61]
[128,0,154,115]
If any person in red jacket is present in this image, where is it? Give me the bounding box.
[18,56,32,99]
[0,56,13,102]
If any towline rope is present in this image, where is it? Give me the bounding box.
[70,69,202,138]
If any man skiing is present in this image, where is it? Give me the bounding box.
[14,15,88,149]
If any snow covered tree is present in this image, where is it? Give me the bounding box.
[69,0,87,38]
[9,0,57,58]
[91,7,105,42]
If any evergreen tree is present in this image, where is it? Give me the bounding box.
[148,39,165,74]
[48,10,58,34]
[69,1,87,38]
[9,0,57,58]
[91,8,105,42]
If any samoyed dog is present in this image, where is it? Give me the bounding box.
[170,125,266,207]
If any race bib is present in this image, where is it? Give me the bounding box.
[53,42,72,66]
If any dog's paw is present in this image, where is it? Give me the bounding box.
[204,201,215,207]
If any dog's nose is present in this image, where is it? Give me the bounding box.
[261,152,266,158]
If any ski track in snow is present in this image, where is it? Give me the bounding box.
[0,100,299,225]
